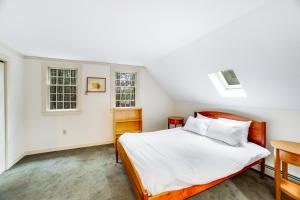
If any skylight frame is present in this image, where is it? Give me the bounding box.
[208,69,246,98]
[217,71,242,89]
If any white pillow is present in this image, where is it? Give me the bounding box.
[183,116,209,135]
[197,113,211,120]
[206,119,244,146]
[218,118,251,144]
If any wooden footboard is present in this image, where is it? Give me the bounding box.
[117,140,149,200]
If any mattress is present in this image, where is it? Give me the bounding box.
[119,127,270,196]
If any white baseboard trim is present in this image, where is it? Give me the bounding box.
[4,140,113,171]
[25,140,114,155]
[6,151,27,170]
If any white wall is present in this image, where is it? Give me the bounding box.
[0,43,26,169]
[174,101,300,177]
[24,58,174,152]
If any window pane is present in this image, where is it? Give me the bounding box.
[71,102,76,109]
[71,70,76,77]
[71,78,76,85]
[57,86,63,93]
[51,77,57,84]
[64,94,70,101]
[221,70,240,85]
[58,77,63,84]
[50,94,56,101]
[64,86,71,93]
[71,94,76,101]
[50,86,56,93]
[65,70,71,78]
[57,94,63,101]
[50,102,56,110]
[58,69,63,77]
[50,69,57,76]
[57,102,63,109]
[71,86,76,93]
[64,78,70,85]
[64,102,70,109]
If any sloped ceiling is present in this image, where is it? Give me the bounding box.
[148,0,300,109]
[0,0,299,109]
[0,0,269,65]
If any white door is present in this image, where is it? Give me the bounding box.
[0,61,5,173]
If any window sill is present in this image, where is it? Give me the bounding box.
[42,109,81,116]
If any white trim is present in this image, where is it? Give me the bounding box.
[6,152,26,170]
[208,73,247,98]
[0,60,7,173]
[25,140,113,155]
[42,61,82,115]
[3,140,114,172]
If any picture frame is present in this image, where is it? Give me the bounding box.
[86,77,106,93]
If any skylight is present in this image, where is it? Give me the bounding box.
[208,69,246,97]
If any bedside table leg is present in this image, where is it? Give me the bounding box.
[274,149,281,200]
[116,149,118,163]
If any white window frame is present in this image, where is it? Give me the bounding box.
[209,70,246,98]
[110,65,140,108]
[42,62,81,115]
[217,71,242,89]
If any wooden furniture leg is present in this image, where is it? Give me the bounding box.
[282,161,288,179]
[115,138,118,163]
[260,158,265,178]
[274,149,281,200]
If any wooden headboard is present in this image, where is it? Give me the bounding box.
[194,111,266,148]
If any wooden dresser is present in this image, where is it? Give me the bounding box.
[113,108,142,162]
[271,140,300,200]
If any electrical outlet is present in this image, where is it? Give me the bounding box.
[63,129,67,135]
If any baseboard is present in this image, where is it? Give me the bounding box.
[25,140,114,155]
[3,140,113,172]
[252,164,300,183]
[6,151,27,170]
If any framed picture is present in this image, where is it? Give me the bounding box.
[86,77,106,93]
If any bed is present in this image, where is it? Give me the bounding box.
[117,111,269,200]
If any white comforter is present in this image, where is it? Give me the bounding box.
[119,128,270,196]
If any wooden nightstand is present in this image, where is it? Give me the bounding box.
[271,140,300,200]
[168,116,184,129]
[113,108,142,163]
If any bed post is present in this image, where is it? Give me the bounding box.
[260,158,265,178]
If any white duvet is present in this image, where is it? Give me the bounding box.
[119,128,270,196]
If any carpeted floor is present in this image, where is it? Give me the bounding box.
[0,144,291,200]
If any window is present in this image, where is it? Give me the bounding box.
[219,70,241,89]
[46,67,79,111]
[115,72,136,107]
[208,69,246,97]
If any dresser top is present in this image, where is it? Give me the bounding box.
[271,140,300,155]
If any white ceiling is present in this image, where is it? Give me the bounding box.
[0,0,270,65]
[148,0,300,109]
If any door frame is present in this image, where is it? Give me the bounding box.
[0,59,7,172]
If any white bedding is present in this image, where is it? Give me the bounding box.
[119,128,270,196]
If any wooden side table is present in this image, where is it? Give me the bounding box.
[168,116,184,129]
[271,140,300,200]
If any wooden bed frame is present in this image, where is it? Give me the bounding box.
[117,111,267,200]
